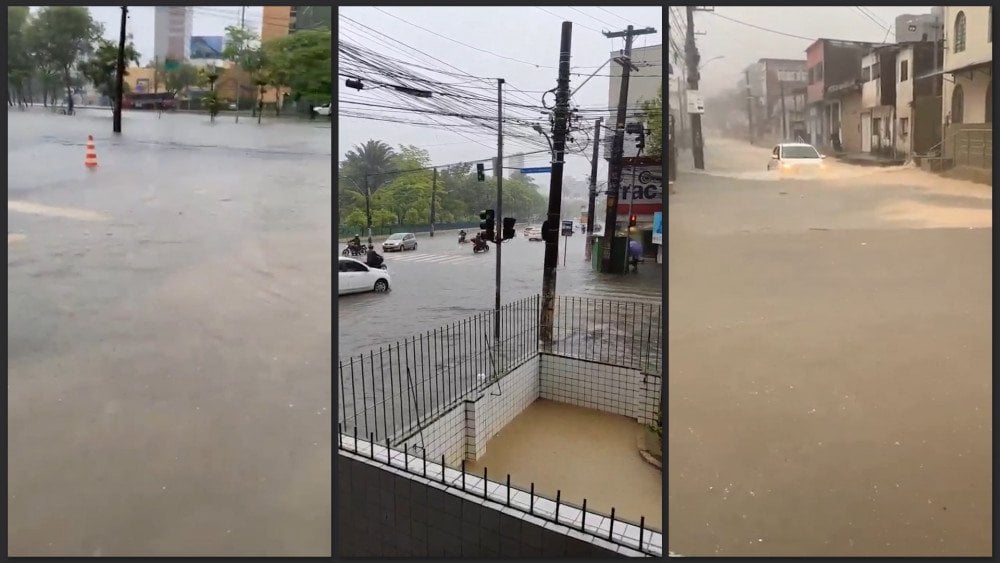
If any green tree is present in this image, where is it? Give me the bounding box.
[263,28,331,109]
[371,209,397,227]
[80,37,140,109]
[164,63,201,100]
[343,209,368,229]
[643,84,663,156]
[28,7,102,112]
[8,6,34,107]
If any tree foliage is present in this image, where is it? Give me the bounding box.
[643,84,663,157]
[338,139,548,229]
[262,29,331,106]
[28,7,102,105]
[79,37,140,107]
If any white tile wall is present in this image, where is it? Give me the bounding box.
[539,353,648,420]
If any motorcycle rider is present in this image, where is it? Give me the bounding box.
[347,234,363,254]
[366,246,385,269]
[458,229,467,243]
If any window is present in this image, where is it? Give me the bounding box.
[900,60,909,81]
[808,68,814,84]
[951,84,964,123]
[862,66,871,82]
[816,63,824,81]
[900,117,909,138]
[954,11,966,53]
[871,62,880,80]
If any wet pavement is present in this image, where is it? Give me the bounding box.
[7,109,332,556]
[668,139,991,556]
[337,231,662,357]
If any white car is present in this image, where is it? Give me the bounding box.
[339,257,390,295]
[313,103,331,116]
[767,142,827,175]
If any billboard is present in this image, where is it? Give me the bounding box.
[651,212,662,245]
[615,164,662,216]
[190,36,224,59]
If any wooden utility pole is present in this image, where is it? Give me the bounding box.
[685,6,705,169]
[113,6,127,133]
[601,24,657,273]
[540,22,573,350]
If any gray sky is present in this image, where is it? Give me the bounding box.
[670,6,933,96]
[85,6,265,65]
[338,6,664,182]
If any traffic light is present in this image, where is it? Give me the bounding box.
[629,214,637,228]
[476,163,485,182]
[480,209,495,241]
[501,217,516,240]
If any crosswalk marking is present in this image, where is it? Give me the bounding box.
[384,252,475,265]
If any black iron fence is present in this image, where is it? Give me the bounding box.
[339,430,662,556]
[339,295,540,445]
[338,294,662,446]
[548,296,662,375]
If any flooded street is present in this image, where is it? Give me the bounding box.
[668,138,992,556]
[7,109,332,555]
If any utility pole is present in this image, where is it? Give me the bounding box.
[601,24,657,273]
[113,6,127,134]
[745,69,754,144]
[494,78,504,353]
[429,167,437,237]
[779,79,787,140]
[685,6,705,169]
[153,55,159,93]
[540,22,572,351]
[584,117,602,261]
[364,174,373,249]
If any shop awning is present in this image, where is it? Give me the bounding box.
[916,59,992,80]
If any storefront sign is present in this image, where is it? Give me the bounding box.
[652,212,662,245]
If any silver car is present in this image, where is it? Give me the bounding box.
[382,232,417,252]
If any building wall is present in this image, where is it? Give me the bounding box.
[839,91,864,153]
[607,44,662,152]
[153,6,192,63]
[805,40,826,104]
[338,440,658,557]
[895,47,915,155]
[538,354,661,427]
[262,6,292,41]
[941,6,992,128]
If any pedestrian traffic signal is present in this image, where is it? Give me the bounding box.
[476,163,485,182]
[629,214,637,227]
[480,209,495,240]
[501,217,516,240]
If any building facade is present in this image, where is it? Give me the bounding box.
[606,44,662,158]
[940,6,992,169]
[860,45,899,156]
[153,6,193,64]
[894,41,942,158]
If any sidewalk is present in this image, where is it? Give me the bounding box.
[834,152,907,167]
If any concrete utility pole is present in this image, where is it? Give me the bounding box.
[745,69,754,144]
[540,22,572,351]
[364,174,373,249]
[429,167,437,237]
[113,5,127,134]
[601,24,657,273]
[685,6,705,169]
[585,117,602,261]
[494,78,503,352]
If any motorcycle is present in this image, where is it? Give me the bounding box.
[342,242,366,257]
[458,233,468,244]
[472,239,490,253]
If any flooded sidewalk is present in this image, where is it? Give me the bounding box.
[466,399,662,530]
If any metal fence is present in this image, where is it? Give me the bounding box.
[338,294,663,446]
[339,431,662,556]
[548,296,662,375]
[339,295,541,445]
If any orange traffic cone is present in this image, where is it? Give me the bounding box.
[84,135,98,168]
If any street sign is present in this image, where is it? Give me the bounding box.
[686,90,705,114]
[520,166,552,174]
[561,220,574,236]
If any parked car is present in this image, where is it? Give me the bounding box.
[382,232,417,252]
[339,257,390,295]
[313,103,331,116]
[523,226,544,241]
[767,142,827,175]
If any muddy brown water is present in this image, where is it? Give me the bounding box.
[465,399,663,530]
[669,164,991,556]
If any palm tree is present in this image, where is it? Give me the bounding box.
[341,140,396,195]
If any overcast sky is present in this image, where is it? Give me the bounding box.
[337,6,664,183]
[670,6,934,96]
[86,6,265,65]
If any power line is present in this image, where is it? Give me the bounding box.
[534,7,603,34]
[596,7,633,26]
[705,10,817,42]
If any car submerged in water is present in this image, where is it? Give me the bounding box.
[767,142,827,176]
